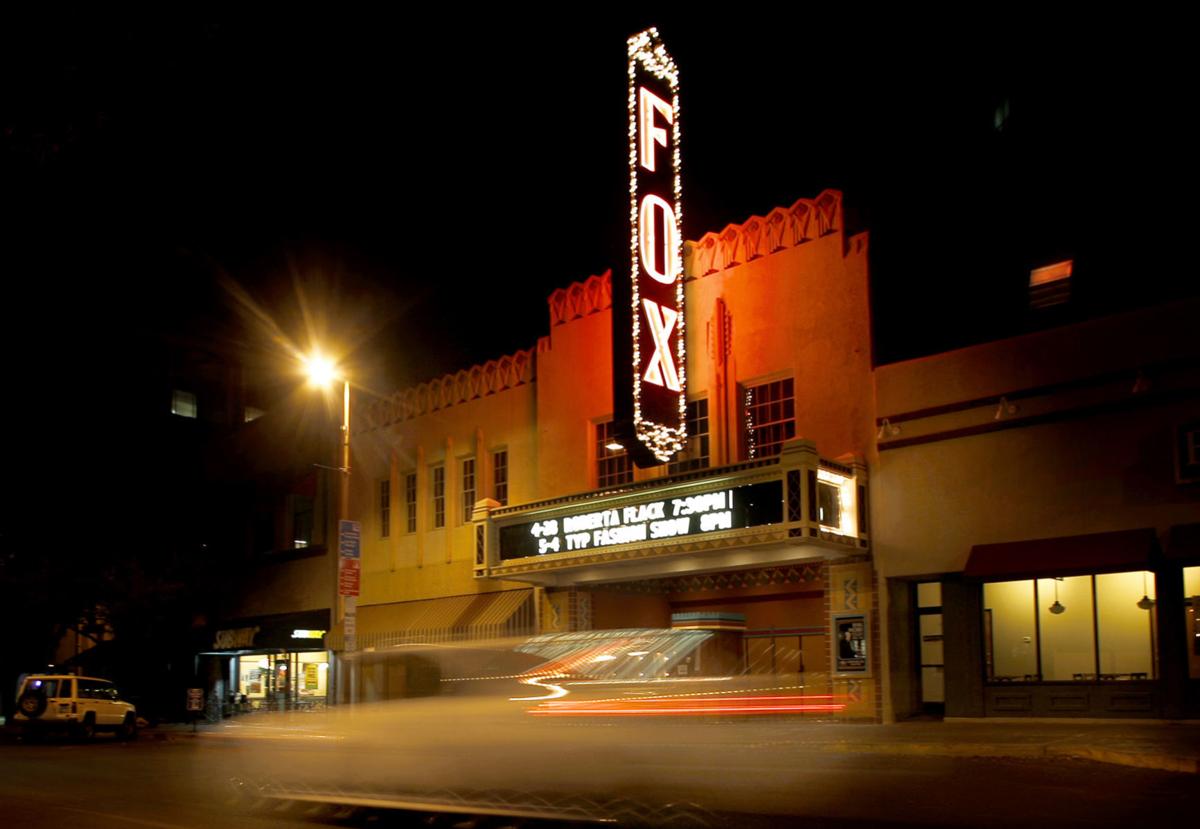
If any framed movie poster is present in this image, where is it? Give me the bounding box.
[833,612,869,676]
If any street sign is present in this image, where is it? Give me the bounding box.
[338,557,361,596]
[338,519,361,559]
[186,688,204,712]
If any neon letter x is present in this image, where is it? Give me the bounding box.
[642,298,681,391]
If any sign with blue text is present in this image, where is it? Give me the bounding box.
[338,519,361,559]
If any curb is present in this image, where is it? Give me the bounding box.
[760,739,1200,774]
[1045,745,1200,774]
[848,741,1199,774]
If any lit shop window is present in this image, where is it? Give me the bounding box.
[461,458,476,524]
[596,420,633,489]
[171,389,197,418]
[668,399,710,474]
[492,450,508,507]
[432,465,446,529]
[404,472,417,534]
[379,479,390,539]
[983,572,1157,682]
[743,378,795,459]
[1186,566,1200,680]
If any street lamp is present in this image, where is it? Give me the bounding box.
[303,352,350,520]
[302,350,356,702]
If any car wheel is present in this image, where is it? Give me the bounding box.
[119,714,137,741]
[18,689,47,719]
[76,714,96,741]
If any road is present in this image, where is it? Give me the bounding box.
[0,731,1196,828]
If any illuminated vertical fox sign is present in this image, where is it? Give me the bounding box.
[617,28,686,467]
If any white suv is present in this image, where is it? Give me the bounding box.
[14,674,137,740]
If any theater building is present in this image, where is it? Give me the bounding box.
[342,189,883,718]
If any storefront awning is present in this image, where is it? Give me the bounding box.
[325,589,534,651]
[964,528,1158,580]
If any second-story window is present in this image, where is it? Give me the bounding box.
[744,378,795,459]
[171,390,197,418]
[379,479,391,538]
[493,450,508,506]
[669,398,710,474]
[404,472,417,533]
[291,495,313,549]
[596,420,633,488]
[461,458,476,523]
[432,465,446,529]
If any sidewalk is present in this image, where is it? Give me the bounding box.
[763,718,1200,775]
[143,716,1200,774]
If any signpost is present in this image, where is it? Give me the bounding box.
[614,28,687,468]
[186,688,203,732]
[338,519,361,652]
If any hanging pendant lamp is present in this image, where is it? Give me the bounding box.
[1048,578,1065,615]
[1137,571,1156,610]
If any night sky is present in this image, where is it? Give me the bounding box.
[2,15,1191,477]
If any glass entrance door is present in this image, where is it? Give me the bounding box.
[916,581,945,714]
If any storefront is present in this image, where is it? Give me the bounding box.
[887,530,1200,719]
[198,608,333,714]
[873,300,1200,720]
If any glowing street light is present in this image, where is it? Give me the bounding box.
[301,348,356,700]
[303,352,340,388]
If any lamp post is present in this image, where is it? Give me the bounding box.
[302,352,357,703]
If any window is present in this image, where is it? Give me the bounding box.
[669,399,710,474]
[404,472,417,533]
[595,420,633,488]
[743,378,795,459]
[493,450,509,506]
[379,479,391,538]
[983,571,1157,682]
[1029,259,1072,309]
[171,389,197,418]
[432,466,445,529]
[291,495,313,549]
[461,458,476,523]
[817,481,841,528]
[1186,566,1200,679]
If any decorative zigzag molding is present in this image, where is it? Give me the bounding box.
[547,269,612,327]
[366,191,842,429]
[686,189,842,277]
[363,348,536,431]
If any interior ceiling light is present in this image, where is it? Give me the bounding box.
[1137,571,1156,610]
[1048,578,1065,614]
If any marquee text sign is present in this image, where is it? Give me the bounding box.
[617,28,686,466]
[498,480,782,561]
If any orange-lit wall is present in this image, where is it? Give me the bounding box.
[353,189,873,613]
[591,592,671,629]
[352,380,538,603]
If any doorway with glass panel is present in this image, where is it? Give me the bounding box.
[916,581,945,715]
[745,632,829,692]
